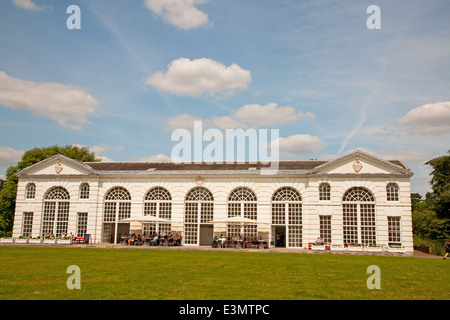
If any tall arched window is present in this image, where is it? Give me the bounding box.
[184,187,214,245]
[26,183,36,199]
[102,187,131,243]
[144,187,172,235]
[342,187,376,245]
[272,187,302,247]
[319,183,331,201]
[227,187,257,240]
[42,187,70,237]
[79,183,90,200]
[386,183,399,201]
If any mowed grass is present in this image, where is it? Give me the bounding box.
[0,247,448,300]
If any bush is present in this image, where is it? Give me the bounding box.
[414,235,448,256]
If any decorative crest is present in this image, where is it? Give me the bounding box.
[55,159,63,174]
[352,156,363,173]
[195,176,204,186]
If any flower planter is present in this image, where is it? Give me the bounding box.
[1,238,14,244]
[366,246,383,253]
[311,244,326,251]
[15,238,29,244]
[387,246,405,253]
[29,238,43,244]
[348,245,363,252]
[330,245,346,251]
[43,238,57,244]
[57,239,72,244]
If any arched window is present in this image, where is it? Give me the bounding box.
[227,187,257,240]
[144,187,172,235]
[271,187,302,248]
[386,183,399,202]
[342,187,376,246]
[319,183,331,201]
[26,183,36,199]
[184,187,214,245]
[102,187,131,243]
[42,187,70,237]
[79,183,90,200]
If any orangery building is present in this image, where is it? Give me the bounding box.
[11,150,414,252]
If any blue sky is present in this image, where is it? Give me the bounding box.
[1,0,450,195]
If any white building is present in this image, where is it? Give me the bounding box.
[12,150,414,252]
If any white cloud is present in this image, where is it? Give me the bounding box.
[165,114,204,132]
[165,102,313,132]
[396,101,450,135]
[72,144,123,162]
[0,146,24,167]
[274,134,325,157]
[0,71,99,130]
[131,154,172,162]
[210,116,248,130]
[326,147,436,167]
[144,0,210,30]
[164,114,250,132]
[145,57,251,98]
[233,103,315,127]
[12,0,46,11]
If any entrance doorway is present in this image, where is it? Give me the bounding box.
[199,224,213,246]
[102,222,130,243]
[273,226,286,247]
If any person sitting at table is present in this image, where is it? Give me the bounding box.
[128,234,135,246]
[232,236,238,248]
[150,234,158,246]
[212,235,218,248]
[315,236,324,244]
[220,234,227,248]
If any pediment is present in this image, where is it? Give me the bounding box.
[16,154,96,176]
[312,151,411,175]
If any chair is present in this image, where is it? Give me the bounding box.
[83,234,90,244]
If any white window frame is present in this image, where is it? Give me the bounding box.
[342,187,376,246]
[228,187,258,241]
[271,187,303,248]
[184,187,214,245]
[143,187,172,236]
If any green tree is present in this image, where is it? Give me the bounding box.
[412,199,449,240]
[425,149,450,219]
[0,145,99,235]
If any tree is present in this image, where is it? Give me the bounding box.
[412,199,448,240]
[425,149,450,219]
[0,145,99,236]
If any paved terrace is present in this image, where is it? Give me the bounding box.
[0,242,441,258]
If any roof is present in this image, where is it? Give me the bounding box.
[14,150,411,177]
[85,161,329,172]
[85,159,407,172]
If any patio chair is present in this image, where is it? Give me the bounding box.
[83,234,90,244]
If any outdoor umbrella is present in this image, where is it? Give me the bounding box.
[118,216,171,223]
[208,216,270,226]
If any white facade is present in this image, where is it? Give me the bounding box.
[12,150,414,252]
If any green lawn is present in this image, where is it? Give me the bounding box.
[0,247,448,300]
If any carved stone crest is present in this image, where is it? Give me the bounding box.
[352,157,363,173]
[55,159,63,174]
[195,176,204,186]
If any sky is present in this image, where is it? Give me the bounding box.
[0,0,449,196]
